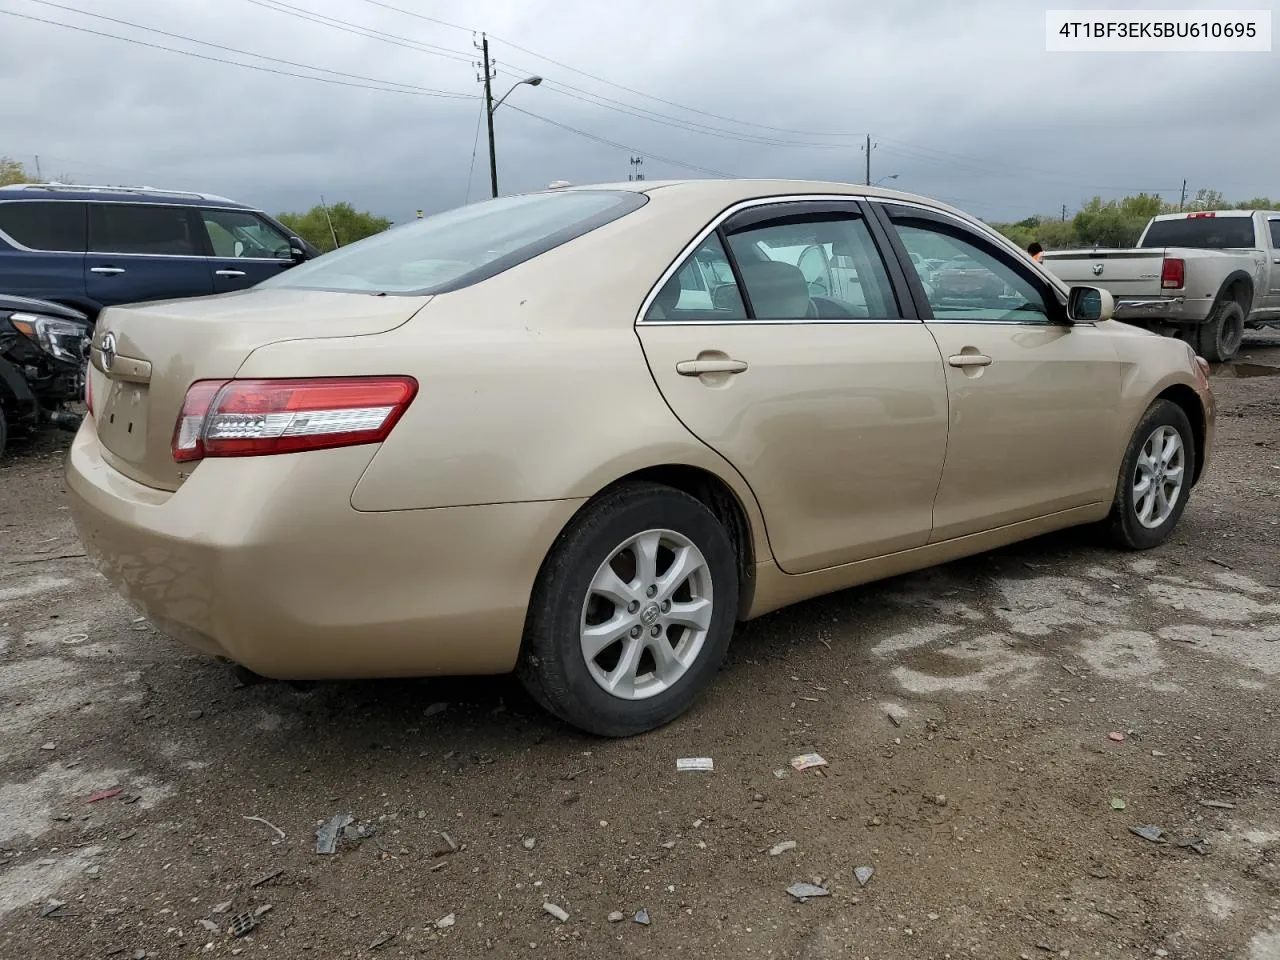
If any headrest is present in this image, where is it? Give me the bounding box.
[739,260,809,319]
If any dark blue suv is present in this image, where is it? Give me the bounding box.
[0,183,318,321]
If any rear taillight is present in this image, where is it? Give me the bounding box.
[1161,257,1185,289]
[85,372,93,416]
[172,376,417,463]
[1186,211,1215,219]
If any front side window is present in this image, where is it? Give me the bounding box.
[890,216,1053,322]
[726,213,899,320]
[0,200,86,252]
[645,234,747,321]
[1269,219,1280,248]
[89,204,200,256]
[202,209,292,259]
[261,189,645,295]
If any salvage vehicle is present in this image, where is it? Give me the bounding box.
[1041,209,1280,362]
[0,294,90,457]
[66,179,1215,737]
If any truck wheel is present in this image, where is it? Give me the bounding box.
[0,403,8,459]
[1196,300,1245,362]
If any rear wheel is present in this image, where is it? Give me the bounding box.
[1195,299,1245,362]
[1106,399,1195,550]
[0,403,7,459]
[517,482,738,737]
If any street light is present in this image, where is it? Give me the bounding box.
[873,174,900,187]
[485,74,542,198]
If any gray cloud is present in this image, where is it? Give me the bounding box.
[2,0,1277,224]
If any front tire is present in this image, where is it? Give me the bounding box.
[1106,400,1196,550]
[1195,299,1245,362]
[517,482,739,737]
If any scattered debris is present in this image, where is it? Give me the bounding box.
[253,905,273,918]
[790,753,828,772]
[197,920,220,934]
[787,882,830,900]
[117,829,137,842]
[542,902,569,922]
[633,909,651,925]
[369,932,395,950]
[242,816,286,841]
[1129,825,1166,843]
[1108,732,1126,743]
[772,768,790,780]
[84,865,101,878]
[435,914,456,930]
[676,757,714,772]
[927,794,948,807]
[769,840,797,856]
[60,633,89,645]
[440,831,459,853]
[1178,837,1210,856]
[212,901,233,915]
[39,900,65,918]
[187,709,204,720]
[1207,557,1233,570]
[1199,799,1236,810]
[522,837,537,850]
[855,866,875,887]
[886,711,902,727]
[562,768,587,781]
[660,840,676,849]
[250,868,284,888]
[607,911,625,923]
[86,787,123,803]
[315,813,354,854]
[424,703,448,718]
[227,912,258,938]
[40,742,56,751]
[1110,798,1127,811]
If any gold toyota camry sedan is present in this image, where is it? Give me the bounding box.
[67,179,1215,736]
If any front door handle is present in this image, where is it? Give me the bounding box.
[1273,257,1280,265]
[215,269,247,278]
[90,266,125,275]
[676,358,748,376]
[948,354,992,368]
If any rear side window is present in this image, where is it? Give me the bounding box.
[89,204,201,256]
[261,190,647,295]
[1139,216,1256,249]
[1270,219,1280,248]
[0,200,87,252]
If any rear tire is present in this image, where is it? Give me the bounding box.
[517,482,738,737]
[0,403,7,459]
[1195,299,1245,362]
[1106,400,1196,550]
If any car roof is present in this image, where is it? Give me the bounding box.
[0,182,254,209]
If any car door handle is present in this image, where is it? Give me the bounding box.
[948,354,992,368]
[215,269,247,278]
[1273,257,1280,265]
[676,358,748,376]
[89,266,125,275]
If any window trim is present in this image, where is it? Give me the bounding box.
[869,200,1072,327]
[0,199,88,254]
[637,194,920,327]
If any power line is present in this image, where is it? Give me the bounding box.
[0,8,477,99]
[240,0,475,66]
[23,0,471,96]
[503,105,736,178]
[353,0,472,35]
[463,98,485,203]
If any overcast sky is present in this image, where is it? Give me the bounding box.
[2,0,1278,223]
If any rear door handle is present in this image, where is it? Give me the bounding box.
[90,266,125,275]
[676,358,748,376]
[215,269,247,278]
[1273,257,1280,265]
[948,354,992,368]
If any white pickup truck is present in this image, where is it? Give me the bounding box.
[1040,209,1280,361]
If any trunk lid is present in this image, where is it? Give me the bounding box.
[1039,249,1169,299]
[88,288,429,491]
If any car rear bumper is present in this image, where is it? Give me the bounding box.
[65,416,585,679]
[1113,295,1213,322]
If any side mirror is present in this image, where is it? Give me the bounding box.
[288,237,308,264]
[1066,285,1114,323]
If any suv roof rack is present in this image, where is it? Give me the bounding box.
[0,182,238,204]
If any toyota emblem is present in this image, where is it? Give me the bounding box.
[1091,263,1104,277]
[100,332,117,372]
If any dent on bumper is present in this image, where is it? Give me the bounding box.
[64,420,586,679]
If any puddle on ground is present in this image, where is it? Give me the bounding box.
[1209,362,1280,379]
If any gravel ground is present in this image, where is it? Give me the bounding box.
[1,335,1278,960]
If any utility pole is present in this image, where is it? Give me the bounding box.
[629,156,644,181]
[475,33,499,199]
[1178,178,1187,211]
[318,195,339,249]
[34,155,42,180]
[1061,203,1067,222]
[864,134,872,186]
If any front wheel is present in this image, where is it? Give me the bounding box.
[517,482,739,737]
[1195,300,1245,363]
[1106,399,1196,550]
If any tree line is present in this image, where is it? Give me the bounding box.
[991,188,1277,250]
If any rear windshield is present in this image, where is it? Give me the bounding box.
[261,190,646,295]
[1139,216,1256,249]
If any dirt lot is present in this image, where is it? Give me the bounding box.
[2,335,1278,960]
